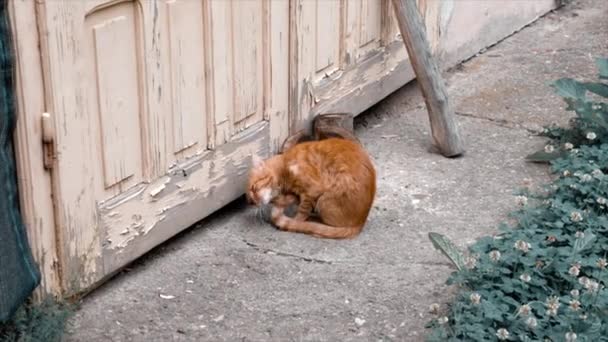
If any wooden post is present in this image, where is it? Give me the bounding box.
[391,0,464,157]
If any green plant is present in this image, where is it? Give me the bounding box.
[0,298,73,342]
[426,58,608,341]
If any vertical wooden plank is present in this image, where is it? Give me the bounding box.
[166,0,207,155]
[92,16,142,187]
[10,0,62,298]
[360,0,382,47]
[315,0,340,73]
[209,0,233,146]
[268,0,290,152]
[37,0,105,290]
[232,0,260,128]
[343,0,361,64]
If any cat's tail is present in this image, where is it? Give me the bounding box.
[273,215,363,239]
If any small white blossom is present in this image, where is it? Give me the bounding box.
[573,171,582,178]
[429,303,440,314]
[570,211,583,222]
[580,314,588,320]
[544,145,555,153]
[526,317,537,329]
[578,276,590,286]
[437,316,448,325]
[564,142,574,150]
[563,170,571,177]
[518,303,532,316]
[580,174,592,182]
[570,289,579,297]
[592,169,603,178]
[515,195,528,206]
[586,280,599,292]
[464,256,477,270]
[571,148,580,154]
[592,104,602,110]
[569,184,578,190]
[470,292,481,305]
[565,332,577,342]
[569,265,580,276]
[520,273,531,283]
[489,250,501,262]
[597,258,607,269]
[586,132,597,140]
[545,296,560,315]
[569,299,581,311]
[597,197,607,205]
[496,328,509,340]
[575,231,584,239]
[514,240,531,253]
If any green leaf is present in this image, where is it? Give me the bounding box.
[573,231,596,254]
[428,232,466,271]
[525,150,567,163]
[596,58,608,79]
[582,82,608,98]
[552,78,587,100]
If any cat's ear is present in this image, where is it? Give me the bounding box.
[251,154,264,169]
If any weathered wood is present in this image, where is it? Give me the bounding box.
[390,0,464,157]
[9,0,62,298]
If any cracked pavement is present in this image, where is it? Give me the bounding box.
[67,1,607,341]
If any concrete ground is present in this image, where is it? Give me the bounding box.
[66,1,607,341]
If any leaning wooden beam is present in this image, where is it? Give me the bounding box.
[390,0,465,157]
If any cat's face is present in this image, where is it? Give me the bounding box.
[247,155,280,206]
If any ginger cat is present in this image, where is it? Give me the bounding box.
[247,138,376,239]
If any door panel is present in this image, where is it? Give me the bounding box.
[290,0,445,131]
[38,0,288,293]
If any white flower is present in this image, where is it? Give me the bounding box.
[592,169,603,178]
[564,142,574,150]
[526,317,537,329]
[597,258,607,269]
[437,316,448,325]
[586,280,599,292]
[544,145,555,153]
[515,195,528,206]
[580,314,588,320]
[575,231,584,239]
[592,104,602,110]
[580,174,592,182]
[496,328,509,340]
[514,240,531,253]
[570,289,580,297]
[569,184,578,190]
[573,171,582,178]
[563,170,571,177]
[586,132,597,140]
[489,250,501,262]
[570,211,583,222]
[569,265,580,276]
[464,256,477,270]
[565,332,577,342]
[518,303,532,316]
[520,273,531,283]
[545,296,560,315]
[470,292,481,305]
[569,299,581,311]
[578,276,590,286]
[597,197,607,205]
[429,303,440,314]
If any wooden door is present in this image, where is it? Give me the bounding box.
[289,0,444,131]
[36,0,289,293]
